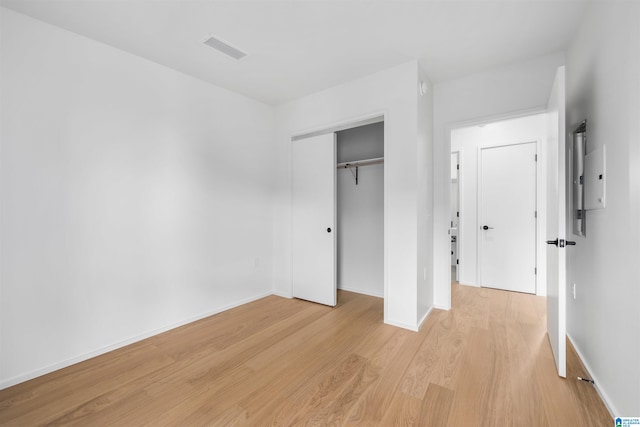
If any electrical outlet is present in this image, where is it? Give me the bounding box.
[573,283,577,300]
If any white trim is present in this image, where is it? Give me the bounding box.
[433,304,450,310]
[445,106,548,134]
[338,286,383,299]
[290,111,385,141]
[385,318,419,332]
[452,149,461,287]
[567,334,617,418]
[292,115,383,141]
[271,290,293,299]
[0,291,273,391]
[417,306,434,329]
[458,281,479,288]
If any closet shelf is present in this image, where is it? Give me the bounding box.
[337,157,384,169]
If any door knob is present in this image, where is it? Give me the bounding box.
[482,225,493,230]
[327,227,332,233]
[546,239,576,247]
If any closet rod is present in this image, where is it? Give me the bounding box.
[336,157,384,169]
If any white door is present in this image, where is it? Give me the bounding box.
[479,142,537,294]
[292,133,337,306]
[546,66,567,377]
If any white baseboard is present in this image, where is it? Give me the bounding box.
[0,291,273,391]
[337,286,383,299]
[417,306,434,330]
[271,290,293,299]
[433,303,451,310]
[567,334,617,418]
[458,281,478,287]
[384,318,419,332]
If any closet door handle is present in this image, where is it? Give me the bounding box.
[327,227,332,233]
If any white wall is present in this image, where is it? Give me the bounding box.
[416,68,434,323]
[433,51,565,308]
[565,1,640,415]
[336,124,384,298]
[0,8,276,388]
[451,114,547,294]
[337,167,384,297]
[274,61,433,330]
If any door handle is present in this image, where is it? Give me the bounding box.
[482,225,493,230]
[546,239,577,247]
[327,227,332,233]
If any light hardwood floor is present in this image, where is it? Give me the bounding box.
[0,282,612,426]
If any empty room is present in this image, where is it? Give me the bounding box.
[1,0,638,425]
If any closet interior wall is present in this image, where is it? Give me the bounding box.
[336,122,384,298]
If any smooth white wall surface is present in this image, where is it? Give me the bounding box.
[565,1,640,415]
[336,124,384,298]
[274,61,432,330]
[0,8,276,388]
[416,67,434,322]
[337,165,384,297]
[433,51,565,308]
[451,114,547,294]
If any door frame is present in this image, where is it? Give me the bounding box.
[451,150,462,283]
[444,108,549,299]
[289,111,388,314]
[477,140,538,293]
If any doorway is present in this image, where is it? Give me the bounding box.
[450,113,546,293]
[451,151,460,283]
[336,122,384,298]
[479,142,537,293]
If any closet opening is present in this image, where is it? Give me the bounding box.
[336,122,384,299]
[291,114,385,312]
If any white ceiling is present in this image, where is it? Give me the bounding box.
[0,0,589,105]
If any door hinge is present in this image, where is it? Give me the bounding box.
[456,211,459,218]
[535,267,537,275]
[535,210,537,218]
[457,164,460,170]
[535,154,538,162]
[456,259,459,265]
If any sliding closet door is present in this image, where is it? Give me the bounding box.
[292,133,336,306]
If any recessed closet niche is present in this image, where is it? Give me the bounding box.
[336,122,384,298]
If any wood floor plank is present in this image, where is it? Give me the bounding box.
[378,392,422,426]
[343,319,435,426]
[227,297,384,426]
[415,383,454,427]
[446,327,493,426]
[0,285,613,426]
[154,292,381,425]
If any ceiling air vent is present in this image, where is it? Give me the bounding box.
[203,35,247,60]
